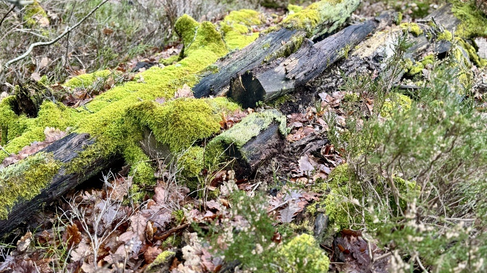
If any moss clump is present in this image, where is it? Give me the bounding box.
[126,98,238,152]
[400,22,423,37]
[63,70,112,88]
[0,153,60,220]
[287,4,304,14]
[175,15,227,58]
[145,250,176,273]
[220,9,262,50]
[322,163,362,230]
[456,38,487,67]
[380,92,412,117]
[278,233,330,272]
[282,0,360,37]
[437,30,453,41]
[23,0,48,28]
[205,109,286,164]
[178,146,205,179]
[452,0,487,39]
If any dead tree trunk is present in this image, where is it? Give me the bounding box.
[0,133,120,237]
[228,12,396,107]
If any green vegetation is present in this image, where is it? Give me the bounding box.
[0,153,60,219]
[329,35,487,271]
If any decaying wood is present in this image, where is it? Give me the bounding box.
[193,28,307,98]
[0,133,120,237]
[228,12,396,107]
[193,0,360,98]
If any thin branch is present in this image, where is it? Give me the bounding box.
[0,5,15,29]
[4,0,109,68]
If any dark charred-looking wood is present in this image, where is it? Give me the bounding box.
[0,133,119,237]
[193,28,306,98]
[228,13,395,108]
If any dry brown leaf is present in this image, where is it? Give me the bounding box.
[174,84,193,98]
[63,224,82,248]
[144,246,162,264]
[16,231,32,253]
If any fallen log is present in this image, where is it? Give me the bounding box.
[206,109,286,177]
[193,0,360,98]
[0,133,120,237]
[228,12,396,107]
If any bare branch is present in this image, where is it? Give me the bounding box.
[0,4,15,29]
[4,0,109,68]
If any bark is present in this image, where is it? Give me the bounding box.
[0,133,120,237]
[228,12,396,107]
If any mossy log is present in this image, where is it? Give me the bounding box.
[193,0,360,98]
[0,133,120,237]
[228,12,396,108]
[206,110,287,177]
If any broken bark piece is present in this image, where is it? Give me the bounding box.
[206,109,286,177]
[0,133,120,237]
[193,0,360,98]
[228,12,396,108]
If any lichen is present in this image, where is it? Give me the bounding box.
[282,0,360,37]
[400,22,423,37]
[63,70,112,89]
[205,109,286,164]
[0,152,60,220]
[278,233,330,273]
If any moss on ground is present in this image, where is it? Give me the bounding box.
[0,152,60,220]
[380,92,412,117]
[278,233,330,272]
[23,0,48,28]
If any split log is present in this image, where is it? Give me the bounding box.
[228,12,396,107]
[206,109,286,177]
[193,0,361,98]
[0,133,120,237]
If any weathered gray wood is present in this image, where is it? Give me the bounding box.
[206,110,286,178]
[228,13,396,108]
[193,28,306,98]
[193,0,361,98]
[0,133,119,237]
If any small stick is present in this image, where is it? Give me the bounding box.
[4,0,109,68]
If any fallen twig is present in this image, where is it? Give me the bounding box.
[4,0,109,68]
[0,5,15,29]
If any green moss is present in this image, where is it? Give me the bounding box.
[63,70,112,88]
[278,233,330,272]
[178,146,204,179]
[126,98,236,152]
[0,14,248,196]
[205,109,286,164]
[160,55,179,66]
[282,0,360,37]
[457,38,487,67]
[287,4,304,14]
[23,0,48,28]
[452,0,487,39]
[437,30,453,41]
[220,9,262,50]
[0,153,60,220]
[380,93,412,117]
[145,250,176,273]
[400,23,423,37]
